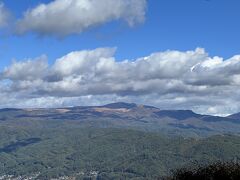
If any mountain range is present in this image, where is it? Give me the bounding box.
[1,102,240,179]
[1,102,240,137]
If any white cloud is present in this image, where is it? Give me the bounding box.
[52,47,117,76]
[1,47,240,116]
[16,0,147,36]
[2,55,48,81]
[0,2,10,28]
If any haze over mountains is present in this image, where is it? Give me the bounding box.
[1,102,240,137]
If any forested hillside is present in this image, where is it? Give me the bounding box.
[0,124,240,179]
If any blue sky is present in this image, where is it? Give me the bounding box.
[0,0,240,115]
[0,0,240,68]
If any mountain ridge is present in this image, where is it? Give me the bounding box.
[0,102,239,120]
[1,102,239,118]
[0,102,239,137]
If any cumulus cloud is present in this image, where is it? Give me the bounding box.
[16,0,147,36]
[2,55,48,81]
[1,47,240,116]
[0,2,11,28]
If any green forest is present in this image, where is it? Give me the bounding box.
[0,122,240,179]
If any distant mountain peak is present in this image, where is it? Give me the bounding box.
[228,112,240,120]
[102,102,138,109]
[155,109,202,120]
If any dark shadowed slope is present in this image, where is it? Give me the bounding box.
[155,110,202,120]
[228,112,240,120]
